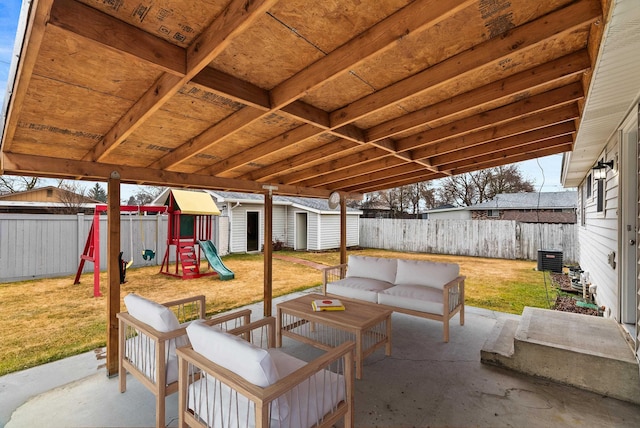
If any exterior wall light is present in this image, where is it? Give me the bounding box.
[592,160,614,180]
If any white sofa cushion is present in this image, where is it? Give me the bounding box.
[346,255,397,283]
[378,284,444,315]
[186,320,280,388]
[394,259,459,290]
[327,277,394,303]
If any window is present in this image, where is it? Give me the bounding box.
[487,209,499,218]
[46,189,53,198]
[586,173,592,198]
[580,183,586,225]
[596,177,604,213]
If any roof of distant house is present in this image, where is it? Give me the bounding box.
[470,191,577,210]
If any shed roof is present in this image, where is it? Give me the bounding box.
[0,0,610,198]
[470,191,578,209]
[209,190,361,214]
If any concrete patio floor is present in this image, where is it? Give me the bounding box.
[2,290,640,428]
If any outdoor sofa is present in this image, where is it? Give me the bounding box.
[177,316,355,428]
[117,293,251,428]
[322,255,465,342]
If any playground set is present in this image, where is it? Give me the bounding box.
[75,190,234,297]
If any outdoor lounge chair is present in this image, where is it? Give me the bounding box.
[177,316,355,428]
[117,293,251,428]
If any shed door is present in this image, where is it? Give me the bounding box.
[247,211,259,252]
[295,212,308,250]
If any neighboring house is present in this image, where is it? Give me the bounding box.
[359,200,393,218]
[423,205,471,220]
[469,192,577,223]
[561,1,640,359]
[154,189,362,253]
[0,186,100,214]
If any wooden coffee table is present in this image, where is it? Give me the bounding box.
[276,293,392,379]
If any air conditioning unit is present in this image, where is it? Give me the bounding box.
[537,250,563,273]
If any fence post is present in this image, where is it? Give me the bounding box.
[77,213,84,271]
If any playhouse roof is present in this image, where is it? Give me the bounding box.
[166,189,221,215]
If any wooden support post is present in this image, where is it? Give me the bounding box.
[263,188,274,317]
[340,195,347,265]
[106,172,121,377]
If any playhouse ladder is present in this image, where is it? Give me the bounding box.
[179,244,200,278]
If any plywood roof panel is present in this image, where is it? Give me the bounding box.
[1,0,607,198]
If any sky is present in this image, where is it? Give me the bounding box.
[0,0,572,201]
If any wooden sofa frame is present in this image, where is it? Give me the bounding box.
[117,295,251,428]
[322,263,465,342]
[177,316,355,428]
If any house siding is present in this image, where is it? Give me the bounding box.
[578,143,620,318]
[227,203,289,252]
[308,212,319,250]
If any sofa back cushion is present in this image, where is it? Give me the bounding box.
[394,259,459,289]
[346,255,397,284]
[124,293,180,332]
[186,321,280,388]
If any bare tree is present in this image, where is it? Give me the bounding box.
[127,186,166,205]
[437,165,535,207]
[0,175,40,194]
[56,180,90,214]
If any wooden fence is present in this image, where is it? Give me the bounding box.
[359,218,578,262]
[0,213,228,283]
[0,214,577,283]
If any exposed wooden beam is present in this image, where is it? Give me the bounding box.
[292,152,405,187]
[149,107,265,170]
[437,136,574,171]
[411,104,580,160]
[331,0,601,127]
[344,169,442,194]
[196,124,320,175]
[447,144,574,176]
[328,162,428,191]
[269,0,475,109]
[396,83,584,153]
[48,0,185,75]
[365,50,591,142]
[428,122,576,166]
[1,152,332,198]
[240,139,360,181]
[1,0,54,152]
[84,0,278,163]
[191,67,271,110]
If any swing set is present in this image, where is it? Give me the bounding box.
[74,204,166,297]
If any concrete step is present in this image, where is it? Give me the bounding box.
[481,307,640,405]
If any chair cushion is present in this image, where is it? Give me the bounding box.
[124,292,189,350]
[187,347,345,428]
[346,255,397,283]
[327,277,394,303]
[394,259,459,290]
[123,293,180,332]
[378,285,444,315]
[186,321,280,388]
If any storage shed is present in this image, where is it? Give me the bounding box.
[208,191,361,253]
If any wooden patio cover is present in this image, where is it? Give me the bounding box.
[0,0,607,375]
